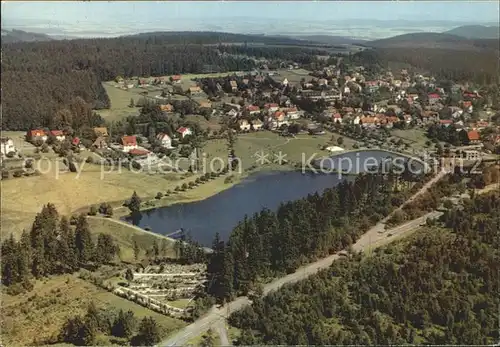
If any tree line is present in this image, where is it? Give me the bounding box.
[229,192,499,345]
[58,302,161,346]
[2,32,328,131]
[206,171,424,302]
[1,204,120,294]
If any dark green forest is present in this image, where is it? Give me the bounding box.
[229,193,499,345]
[357,47,499,85]
[1,32,327,131]
[1,204,120,294]
[206,171,427,302]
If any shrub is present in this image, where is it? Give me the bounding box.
[13,170,24,178]
[210,172,217,178]
[88,205,98,216]
[181,183,188,190]
[86,156,94,164]
[174,186,180,191]
[155,192,163,199]
[166,189,172,195]
[188,181,195,188]
[6,151,16,158]
[224,175,233,184]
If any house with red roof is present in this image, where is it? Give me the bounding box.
[27,129,48,142]
[428,93,441,105]
[50,130,66,142]
[467,130,481,144]
[246,105,261,115]
[129,148,151,157]
[283,107,300,119]
[176,127,192,139]
[332,113,342,124]
[264,103,279,112]
[171,75,182,84]
[121,135,138,152]
[461,100,473,113]
[72,137,81,146]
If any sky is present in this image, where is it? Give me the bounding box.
[2,1,499,39]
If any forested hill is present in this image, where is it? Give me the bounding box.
[125,31,318,45]
[1,29,54,44]
[444,25,500,39]
[1,32,326,131]
[355,37,498,85]
[368,32,499,51]
[230,192,499,345]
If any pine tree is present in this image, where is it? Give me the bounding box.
[132,317,161,346]
[75,214,94,264]
[128,191,142,213]
[1,234,19,286]
[133,240,140,261]
[59,216,78,270]
[112,309,136,339]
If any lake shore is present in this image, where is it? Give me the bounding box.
[112,163,295,219]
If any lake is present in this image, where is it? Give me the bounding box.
[123,150,421,246]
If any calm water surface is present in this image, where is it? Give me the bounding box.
[124,150,421,246]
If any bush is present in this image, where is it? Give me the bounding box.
[166,189,172,195]
[188,181,195,188]
[224,175,233,184]
[86,156,94,164]
[155,192,163,199]
[174,186,180,191]
[6,151,16,158]
[88,205,98,216]
[13,170,24,178]
[181,183,188,190]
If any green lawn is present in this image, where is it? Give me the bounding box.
[98,82,142,121]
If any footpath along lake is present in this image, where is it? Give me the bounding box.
[124,150,425,246]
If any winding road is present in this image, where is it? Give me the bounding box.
[160,169,450,346]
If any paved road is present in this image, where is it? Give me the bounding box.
[160,171,449,346]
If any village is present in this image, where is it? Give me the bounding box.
[2,55,499,342]
[2,59,498,179]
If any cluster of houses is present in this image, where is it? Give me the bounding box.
[24,125,193,158]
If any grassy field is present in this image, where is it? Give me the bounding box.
[2,131,334,237]
[270,68,312,86]
[2,274,186,347]
[390,128,429,149]
[98,82,142,121]
[86,217,177,262]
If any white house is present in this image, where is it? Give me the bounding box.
[176,127,192,139]
[50,130,66,142]
[121,135,138,152]
[284,108,300,120]
[0,138,16,156]
[282,78,289,86]
[252,119,264,130]
[156,133,173,148]
[264,103,279,113]
[238,119,252,131]
[352,116,361,125]
[28,129,48,142]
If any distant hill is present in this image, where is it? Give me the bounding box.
[290,35,367,46]
[124,31,318,46]
[444,25,499,39]
[368,32,498,51]
[1,29,54,43]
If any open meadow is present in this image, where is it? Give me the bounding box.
[270,68,312,86]
[2,274,186,347]
[1,130,334,238]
